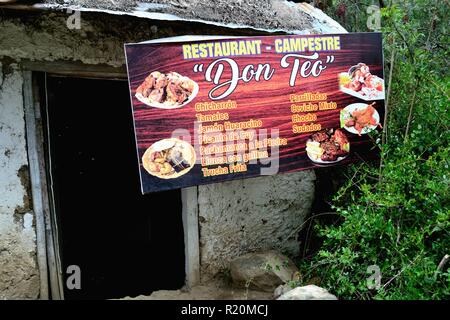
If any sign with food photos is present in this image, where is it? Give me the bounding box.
[124,33,385,194]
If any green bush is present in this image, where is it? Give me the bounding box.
[299,1,450,299]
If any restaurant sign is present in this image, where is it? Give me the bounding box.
[125,33,385,194]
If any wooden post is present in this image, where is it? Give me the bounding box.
[23,71,49,299]
[181,186,200,287]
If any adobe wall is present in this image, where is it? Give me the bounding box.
[0,62,40,299]
[0,9,342,297]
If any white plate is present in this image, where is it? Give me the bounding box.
[338,72,385,101]
[340,103,380,135]
[135,79,199,109]
[307,151,348,164]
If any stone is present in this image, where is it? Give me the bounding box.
[230,251,299,292]
[276,285,338,300]
[274,283,296,299]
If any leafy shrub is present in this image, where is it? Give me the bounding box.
[299,0,450,299]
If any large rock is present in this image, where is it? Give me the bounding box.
[230,251,299,292]
[198,171,316,280]
[274,283,296,299]
[277,285,338,300]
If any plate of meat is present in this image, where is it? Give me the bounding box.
[135,71,198,109]
[341,102,381,135]
[141,138,196,179]
[338,63,385,101]
[306,129,350,164]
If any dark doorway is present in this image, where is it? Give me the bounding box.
[43,75,185,300]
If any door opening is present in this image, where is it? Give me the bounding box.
[42,75,185,300]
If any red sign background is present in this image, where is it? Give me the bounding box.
[125,33,384,193]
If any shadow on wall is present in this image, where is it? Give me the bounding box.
[298,167,348,260]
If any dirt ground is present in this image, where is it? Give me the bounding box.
[120,282,274,300]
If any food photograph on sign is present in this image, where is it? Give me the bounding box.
[125,33,385,194]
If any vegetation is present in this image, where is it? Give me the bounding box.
[298,0,450,299]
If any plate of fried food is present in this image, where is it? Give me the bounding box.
[142,138,196,179]
[338,63,385,101]
[135,71,198,109]
[306,128,350,164]
[340,102,381,136]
